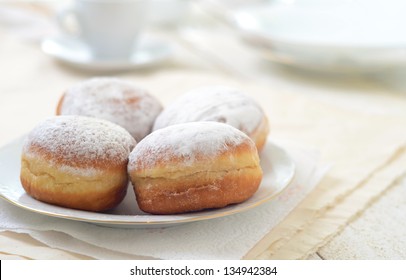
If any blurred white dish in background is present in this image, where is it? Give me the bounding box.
[231,0,406,72]
[149,0,190,27]
[41,35,172,72]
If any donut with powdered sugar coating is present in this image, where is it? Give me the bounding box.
[153,86,269,152]
[128,122,263,214]
[20,115,136,212]
[57,77,162,142]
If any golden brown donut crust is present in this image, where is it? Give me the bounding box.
[250,115,270,153]
[20,155,128,212]
[128,122,263,214]
[55,93,64,115]
[20,116,136,212]
[132,161,262,215]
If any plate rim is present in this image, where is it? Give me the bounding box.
[231,6,406,50]
[0,136,295,227]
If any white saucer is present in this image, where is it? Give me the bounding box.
[231,0,406,73]
[41,35,172,71]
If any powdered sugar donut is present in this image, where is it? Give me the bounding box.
[153,86,270,152]
[128,122,263,214]
[56,77,163,142]
[20,115,136,212]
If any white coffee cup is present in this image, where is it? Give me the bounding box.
[57,0,148,59]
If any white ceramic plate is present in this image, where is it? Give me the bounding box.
[41,35,172,72]
[0,136,294,228]
[231,0,406,72]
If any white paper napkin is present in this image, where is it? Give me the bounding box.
[0,143,328,259]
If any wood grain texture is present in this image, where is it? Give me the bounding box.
[319,177,406,259]
[2,3,406,259]
[0,231,92,260]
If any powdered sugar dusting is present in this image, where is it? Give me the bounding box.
[129,122,253,171]
[24,116,136,174]
[153,86,264,135]
[59,77,162,142]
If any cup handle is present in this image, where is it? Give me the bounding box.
[56,6,80,37]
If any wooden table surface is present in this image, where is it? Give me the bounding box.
[0,1,406,260]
